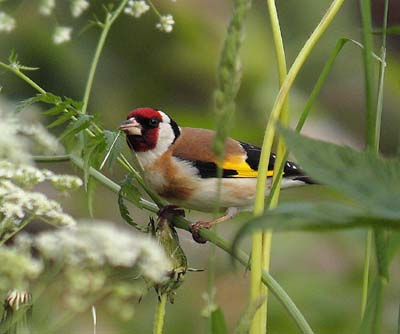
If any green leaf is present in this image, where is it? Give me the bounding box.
[101,130,125,170]
[82,134,107,190]
[117,174,147,232]
[233,201,400,250]
[47,111,75,129]
[42,104,68,116]
[16,94,47,112]
[59,114,93,141]
[211,307,228,334]
[280,128,400,220]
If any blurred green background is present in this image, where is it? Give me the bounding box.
[1,0,400,333]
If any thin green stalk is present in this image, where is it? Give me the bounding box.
[257,1,289,333]
[360,0,376,150]
[361,229,373,317]
[0,62,47,95]
[153,294,167,334]
[374,0,389,152]
[252,0,344,332]
[254,0,346,215]
[81,0,129,115]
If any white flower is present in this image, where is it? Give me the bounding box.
[0,12,16,32]
[39,0,56,16]
[18,123,62,154]
[124,0,150,18]
[50,174,83,192]
[53,26,72,45]
[71,0,90,18]
[0,179,77,228]
[34,222,171,282]
[156,14,174,33]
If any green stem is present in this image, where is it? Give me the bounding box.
[153,294,167,334]
[361,229,373,317]
[33,154,71,162]
[360,0,376,150]
[254,0,345,215]
[0,62,46,95]
[81,0,129,115]
[252,0,344,332]
[374,0,389,152]
[256,1,289,333]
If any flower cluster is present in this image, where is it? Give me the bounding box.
[71,0,90,18]
[53,26,73,45]
[124,1,175,33]
[39,0,56,16]
[0,12,16,32]
[0,246,43,293]
[0,107,62,163]
[156,14,175,33]
[19,123,63,154]
[0,160,82,191]
[124,0,150,18]
[0,179,77,230]
[30,222,171,315]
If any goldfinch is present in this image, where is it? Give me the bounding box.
[120,107,312,241]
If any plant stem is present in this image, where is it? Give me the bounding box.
[374,0,389,153]
[360,0,376,150]
[153,294,167,334]
[258,1,289,333]
[251,0,344,332]
[361,229,373,317]
[81,0,129,115]
[0,62,46,95]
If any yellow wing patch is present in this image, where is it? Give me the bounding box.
[221,156,274,178]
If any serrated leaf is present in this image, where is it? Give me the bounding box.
[211,307,228,334]
[280,127,400,220]
[42,104,68,116]
[59,114,93,141]
[47,111,75,129]
[16,94,47,112]
[101,130,125,170]
[82,134,107,190]
[64,97,83,112]
[233,201,400,250]
[118,174,147,232]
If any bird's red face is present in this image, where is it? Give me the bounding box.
[119,107,180,153]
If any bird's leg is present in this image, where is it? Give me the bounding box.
[189,207,239,244]
[157,205,185,221]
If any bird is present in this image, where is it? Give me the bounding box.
[119,107,313,242]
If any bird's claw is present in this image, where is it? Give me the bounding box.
[189,221,212,244]
[157,205,185,220]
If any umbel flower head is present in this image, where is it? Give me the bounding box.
[29,222,172,315]
[156,14,175,33]
[0,12,16,32]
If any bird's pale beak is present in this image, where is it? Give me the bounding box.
[119,118,142,136]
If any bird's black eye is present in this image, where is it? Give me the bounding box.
[148,118,160,128]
